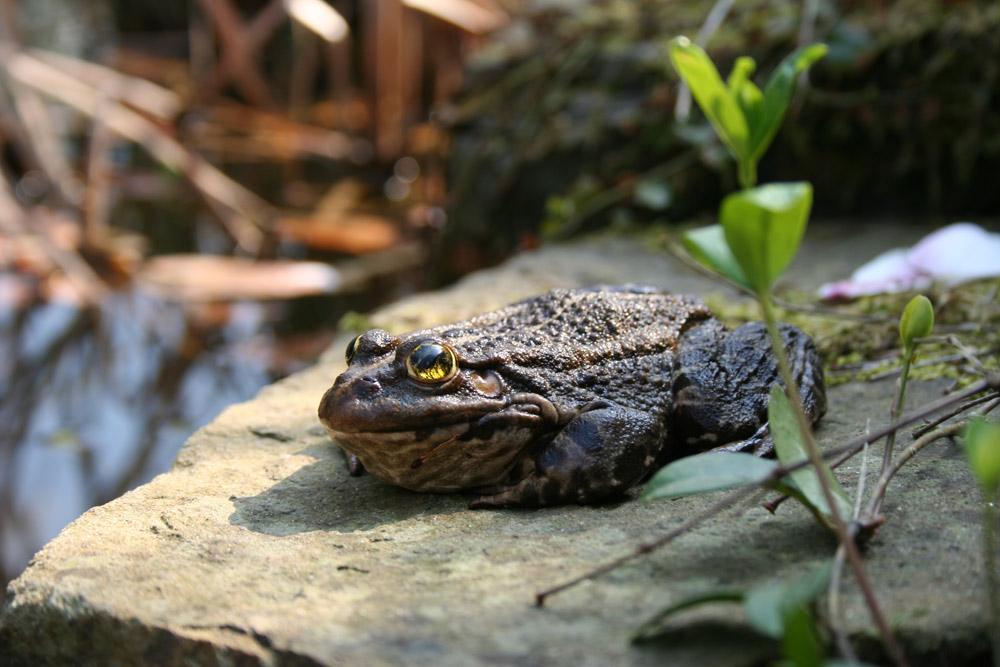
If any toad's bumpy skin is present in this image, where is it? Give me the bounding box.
[318,287,826,508]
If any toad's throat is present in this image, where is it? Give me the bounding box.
[410,434,460,469]
[328,421,542,493]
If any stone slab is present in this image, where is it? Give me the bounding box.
[1,232,992,665]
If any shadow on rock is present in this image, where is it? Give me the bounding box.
[633,619,777,666]
[228,443,470,535]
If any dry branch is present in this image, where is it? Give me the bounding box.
[4,46,274,253]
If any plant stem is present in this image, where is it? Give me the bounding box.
[759,295,909,667]
[862,422,965,527]
[738,158,757,190]
[873,347,913,516]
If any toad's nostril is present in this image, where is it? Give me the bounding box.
[359,376,381,394]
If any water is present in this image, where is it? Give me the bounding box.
[0,284,281,595]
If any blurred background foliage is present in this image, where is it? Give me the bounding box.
[445,0,1000,267]
[0,0,997,602]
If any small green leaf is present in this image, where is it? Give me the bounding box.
[734,78,764,144]
[726,56,756,91]
[963,418,1000,492]
[750,43,828,162]
[780,606,826,667]
[643,451,778,501]
[727,57,763,140]
[632,589,744,642]
[769,385,852,520]
[899,295,934,351]
[668,36,750,162]
[720,182,813,293]
[744,561,833,639]
[682,224,752,290]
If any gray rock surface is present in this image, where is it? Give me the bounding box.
[1,231,993,665]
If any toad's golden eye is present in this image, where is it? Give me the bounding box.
[345,335,360,364]
[406,342,458,384]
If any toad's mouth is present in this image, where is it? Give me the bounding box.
[317,381,510,435]
[319,405,503,437]
[323,422,472,446]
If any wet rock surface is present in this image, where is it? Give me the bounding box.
[1,230,992,665]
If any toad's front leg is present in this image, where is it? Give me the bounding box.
[469,401,663,509]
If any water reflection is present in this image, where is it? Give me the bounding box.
[0,284,277,596]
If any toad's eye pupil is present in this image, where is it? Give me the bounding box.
[407,343,458,384]
[345,336,360,363]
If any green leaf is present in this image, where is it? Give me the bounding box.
[734,78,764,145]
[780,606,826,667]
[643,451,778,501]
[632,589,744,642]
[744,561,833,639]
[720,182,813,293]
[727,57,763,142]
[963,418,1000,492]
[769,385,852,520]
[668,36,750,162]
[899,294,934,351]
[749,43,828,162]
[726,56,756,91]
[682,224,752,291]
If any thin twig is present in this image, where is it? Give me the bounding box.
[30,48,182,120]
[773,296,896,323]
[764,378,998,513]
[536,475,763,606]
[946,334,989,375]
[867,349,993,381]
[858,422,966,529]
[828,543,854,661]
[674,0,737,121]
[196,0,284,108]
[540,378,1000,608]
[912,394,1000,439]
[797,0,820,46]
[829,428,869,663]
[1,55,83,205]
[828,357,898,376]
[82,88,115,250]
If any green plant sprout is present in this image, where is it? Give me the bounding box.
[650,37,909,665]
[869,295,935,518]
[657,44,846,530]
[667,36,827,189]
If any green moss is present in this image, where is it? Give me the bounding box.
[691,274,999,388]
[336,311,375,335]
